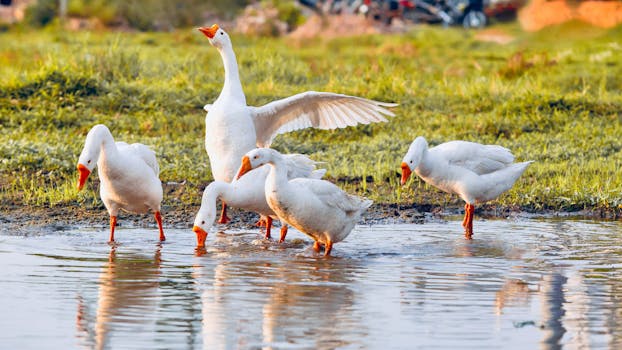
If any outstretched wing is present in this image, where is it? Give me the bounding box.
[250,91,397,147]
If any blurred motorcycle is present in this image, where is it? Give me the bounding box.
[298,0,523,28]
[402,0,487,28]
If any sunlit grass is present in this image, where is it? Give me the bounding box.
[1,22,621,215]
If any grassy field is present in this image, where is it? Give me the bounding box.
[1,22,621,217]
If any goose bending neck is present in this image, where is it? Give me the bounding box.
[218,45,245,103]
[408,137,434,177]
[88,125,118,162]
[416,151,433,177]
[203,181,230,204]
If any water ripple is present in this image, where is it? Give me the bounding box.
[1,218,622,349]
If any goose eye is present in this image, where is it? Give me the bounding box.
[409,160,413,164]
[87,160,91,164]
[201,220,205,225]
[220,32,224,36]
[253,155,258,159]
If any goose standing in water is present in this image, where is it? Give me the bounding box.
[236,148,372,256]
[400,136,533,239]
[77,124,165,243]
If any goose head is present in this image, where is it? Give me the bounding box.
[76,125,107,190]
[235,148,273,180]
[198,24,231,50]
[192,204,215,248]
[401,136,428,185]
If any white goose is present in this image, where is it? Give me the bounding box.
[192,154,326,247]
[197,24,396,223]
[236,148,372,256]
[77,124,165,243]
[400,136,533,239]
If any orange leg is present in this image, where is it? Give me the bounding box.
[462,203,469,228]
[109,216,117,243]
[194,247,208,257]
[464,204,474,239]
[218,202,230,224]
[279,225,288,243]
[255,217,266,227]
[324,239,333,257]
[155,211,165,241]
[313,241,321,253]
[264,216,273,240]
[470,204,476,235]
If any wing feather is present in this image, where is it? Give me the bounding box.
[338,103,370,124]
[329,102,356,127]
[295,179,371,213]
[347,103,382,123]
[330,103,351,128]
[324,103,346,129]
[251,91,397,147]
[433,141,514,175]
[283,153,325,179]
[124,143,160,176]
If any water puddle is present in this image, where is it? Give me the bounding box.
[1,217,622,349]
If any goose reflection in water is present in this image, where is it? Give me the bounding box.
[539,270,617,350]
[261,258,362,349]
[192,246,364,349]
[76,247,162,350]
[540,272,568,350]
[494,278,532,316]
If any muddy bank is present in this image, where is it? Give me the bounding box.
[1,202,617,236]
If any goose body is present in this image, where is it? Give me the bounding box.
[192,154,326,247]
[237,148,372,256]
[401,136,533,238]
[198,24,395,222]
[77,124,165,242]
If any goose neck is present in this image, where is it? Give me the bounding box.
[265,158,288,192]
[415,148,434,177]
[93,127,118,166]
[219,46,245,103]
[205,181,230,204]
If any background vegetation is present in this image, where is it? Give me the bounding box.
[1,22,621,216]
[20,0,299,31]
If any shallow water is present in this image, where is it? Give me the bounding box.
[1,217,622,349]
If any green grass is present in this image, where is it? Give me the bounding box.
[1,22,621,215]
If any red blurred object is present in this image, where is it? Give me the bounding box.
[484,0,526,18]
[399,0,417,9]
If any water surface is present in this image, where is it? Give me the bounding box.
[1,217,622,349]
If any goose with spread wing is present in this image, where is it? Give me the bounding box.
[400,136,533,239]
[197,24,396,224]
[77,124,165,243]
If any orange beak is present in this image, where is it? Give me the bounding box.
[193,226,208,247]
[198,24,219,39]
[236,156,252,180]
[400,162,412,186]
[77,163,91,191]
